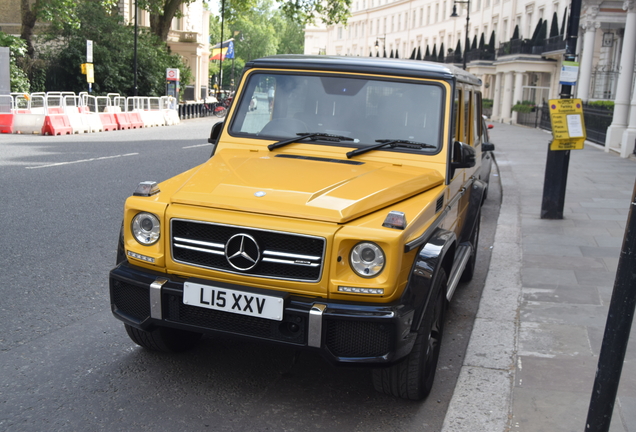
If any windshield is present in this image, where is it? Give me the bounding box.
[229,72,444,153]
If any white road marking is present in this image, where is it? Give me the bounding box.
[25,153,139,169]
[182,143,212,149]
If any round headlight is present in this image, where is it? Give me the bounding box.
[131,212,160,245]
[350,242,385,278]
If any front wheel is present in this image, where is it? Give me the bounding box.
[124,324,202,353]
[372,269,448,400]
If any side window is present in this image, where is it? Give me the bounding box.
[453,88,460,142]
[474,91,482,145]
[463,89,470,144]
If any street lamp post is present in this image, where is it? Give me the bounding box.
[375,34,386,57]
[133,0,138,96]
[450,0,470,70]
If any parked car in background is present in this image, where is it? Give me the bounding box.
[479,116,496,202]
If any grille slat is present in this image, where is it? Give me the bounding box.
[171,219,326,282]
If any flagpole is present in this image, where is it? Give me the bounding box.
[218,0,225,98]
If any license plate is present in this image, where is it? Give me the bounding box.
[183,281,285,321]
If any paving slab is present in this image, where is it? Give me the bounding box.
[442,122,636,432]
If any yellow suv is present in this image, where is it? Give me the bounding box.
[110,55,488,401]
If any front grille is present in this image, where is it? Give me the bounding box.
[325,319,394,357]
[171,219,325,282]
[164,293,306,345]
[111,279,150,321]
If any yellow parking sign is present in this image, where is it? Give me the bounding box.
[85,63,94,83]
[548,99,586,150]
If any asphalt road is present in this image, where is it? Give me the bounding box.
[0,118,501,431]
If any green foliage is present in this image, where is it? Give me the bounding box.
[0,32,30,92]
[43,1,191,96]
[482,99,493,109]
[209,0,306,90]
[587,100,614,110]
[279,0,351,26]
[512,100,536,113]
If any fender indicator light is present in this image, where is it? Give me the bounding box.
[382,211,407,230]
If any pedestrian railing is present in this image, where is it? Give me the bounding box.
[515,102,613,147]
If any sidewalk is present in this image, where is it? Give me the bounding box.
[442,123,636,432]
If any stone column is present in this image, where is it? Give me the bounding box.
[492,72,502,120]
[500,72,514,123]
[511,71,524,124]
[605,0,636,151]
[577,15,600,102]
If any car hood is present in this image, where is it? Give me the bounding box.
[170,149,444,223]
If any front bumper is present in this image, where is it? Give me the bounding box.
[109,262,417,365]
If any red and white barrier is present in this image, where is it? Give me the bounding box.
[42,114,73,135]
[5,92,181,135]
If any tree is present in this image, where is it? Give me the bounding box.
[45,0,191,96]
[136,0,198,43]
[478,33,485,49]
[438,43,444,62]
[20,0,117,58]
[470,35,477,50]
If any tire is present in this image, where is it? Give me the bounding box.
[116,222,126,265]
[460,211,481,282]
[372,269,448,400]
[124,324,202,353]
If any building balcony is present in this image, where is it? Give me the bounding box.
[167,30,200,44]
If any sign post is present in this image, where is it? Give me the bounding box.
[548,98,587,150]
[86,40,94,93]
[539,0,582,220]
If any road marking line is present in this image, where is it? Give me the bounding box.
[182,143,212,149]
[25,153,139,169]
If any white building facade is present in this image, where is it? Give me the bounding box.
[305,0,636,157]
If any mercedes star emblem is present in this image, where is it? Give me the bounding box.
[225,233,260,271]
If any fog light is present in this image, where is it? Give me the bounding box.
[127,251,156,263]
[338,286,384,295]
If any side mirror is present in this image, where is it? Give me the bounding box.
[482,142,495,152]
[208,121,224,157]
[208,121,223,144]
[451,141,476,169]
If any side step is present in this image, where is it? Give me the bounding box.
[446,244,472,301]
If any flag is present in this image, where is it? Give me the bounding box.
[210,40,234,61]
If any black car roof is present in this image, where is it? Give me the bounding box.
[245,55,482,86]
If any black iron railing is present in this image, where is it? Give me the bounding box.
[516,103,613,147]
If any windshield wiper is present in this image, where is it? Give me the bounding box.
[268,132,354,151]
[346,139,436,158]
